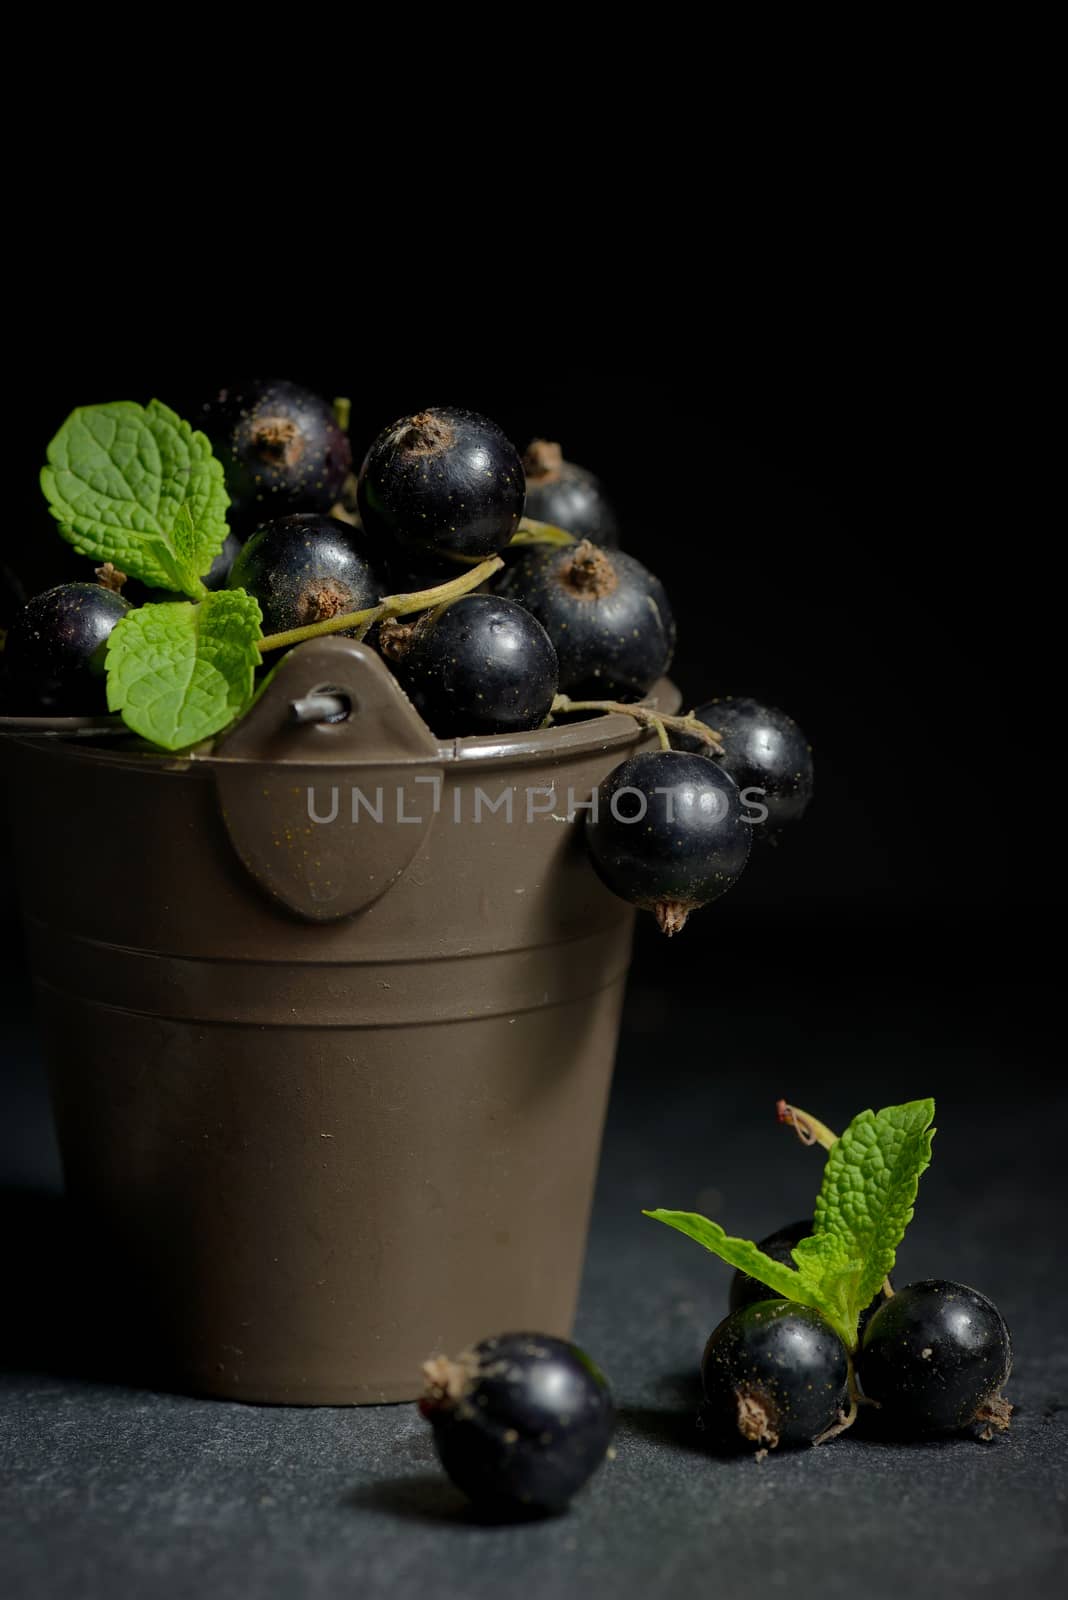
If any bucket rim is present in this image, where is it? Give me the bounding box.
[0,680,683,769]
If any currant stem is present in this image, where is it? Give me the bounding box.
[813,1359,860,1445]
[256,556,504,654]
[551,697,725,752]
[511,517,576,548]
[429,519,578,570]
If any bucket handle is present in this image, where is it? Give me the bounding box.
[214,637,440,765]
[212,640,443,921]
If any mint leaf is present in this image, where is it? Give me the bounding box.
[795,1098,936,1342]
[41,400,229,598]
[105,591,262,750]
[642,1211,826,1313]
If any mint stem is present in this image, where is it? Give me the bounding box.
[256,555,504,655]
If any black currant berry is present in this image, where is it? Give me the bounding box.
[201,379,351,523]
[390,594,558,739]
[857,1280,1013,1437]
[358,407,525,558]
[495,540,675,701]
[729,1219,891,1332]
[585,750,750,934]
[729,1220,814,1313]
[420,1332,615,1518]
[3,583,131,714]
[199,531,243,592]
[522,439,619,547]
[227,514,383,636]
[700,1301,850,1451]
[685,698,813,839]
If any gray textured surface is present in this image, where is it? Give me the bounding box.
[3,1364,1065,1600]
[2,977,1066,1599]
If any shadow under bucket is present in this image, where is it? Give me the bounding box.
[1,639,678,1404]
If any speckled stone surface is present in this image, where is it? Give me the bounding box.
[2,973,1066,1599]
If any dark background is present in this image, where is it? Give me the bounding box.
[2,340,1063,1597]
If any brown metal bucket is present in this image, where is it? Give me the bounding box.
[1,639,677,1404]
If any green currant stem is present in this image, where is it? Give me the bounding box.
[333,396,351,432]
[256,556,504,655]
[777,1099,895,1301]
[511,517,576,548]
[551,697,725,753]
[430,519,578,569]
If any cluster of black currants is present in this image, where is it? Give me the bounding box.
[3,380,816,933]
[703,1223,1013,1452]
[416,1273,1014,1520]
[220,389,814,935]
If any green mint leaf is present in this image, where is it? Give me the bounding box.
[105,590,262,750]
[793,1098,936,1344]
[642,1210,828,1312]
[41,400,229,598]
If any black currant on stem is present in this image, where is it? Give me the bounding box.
[255,555,505,655]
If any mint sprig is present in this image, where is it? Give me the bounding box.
[41,400,229,599]
[105,591,263,750]
[644,1098,936,1350]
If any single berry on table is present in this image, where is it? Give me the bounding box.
[391,594,558,738]
[857,1279,1012,1436]
[420,1332,615,1517]
[522,439,620,547]
[585,749,750,934]
[201,379,351,523]
[495,540,675,700]
[358,407,525,558]
[3,582,131,714]
[227,514,383,636]
[700,1300,850,1451]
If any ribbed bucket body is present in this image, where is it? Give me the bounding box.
[2,641,672,1403]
